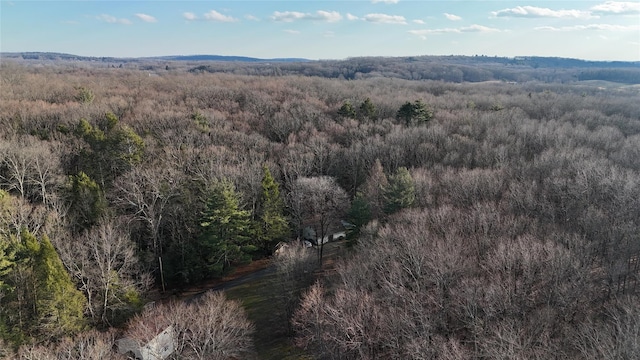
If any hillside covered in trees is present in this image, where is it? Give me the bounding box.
[0,58,639,359]
[4,52,640,84]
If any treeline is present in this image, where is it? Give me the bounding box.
[185,57,640,83]
[7,53,640,84]
[578,68,640,84]
[0,62,639,358]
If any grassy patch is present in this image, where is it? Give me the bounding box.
[224,240,348,359]
[224,265,311,360]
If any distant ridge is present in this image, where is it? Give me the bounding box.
[0,52,310,63]
[152,55,310,62]
[2,52,639,84]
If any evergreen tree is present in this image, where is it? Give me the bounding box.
[2,230,86,344]
[65,172,107,233]
[26,231,86,338]
[0,191,15,293]
[337,101,357,119]
[346,192,371,246]
[257,166,289,254]
[359,97,377,120]
[199,181,254,275]
[73,113,144,188]
[383,167,415,215]
[0,238,14,293]
[396,100,433,126]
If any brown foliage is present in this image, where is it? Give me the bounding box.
[125,291,254,360]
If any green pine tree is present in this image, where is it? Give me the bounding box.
[383,167,415,215]
[22,230,86,339]
[0,191,15,292]
[337,101,357,119]
[66,172,107,233]
[0,239,14,293]
[359,97,377,120]
[74,113,145,188]
[257,166,290,254]
[200,181,254,276]
[346,192,372,246]
[396,100,433,126]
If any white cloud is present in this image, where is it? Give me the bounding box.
[413,19,425,24]
[272,11,305,22]
[203,10,238,22]
[535,24,640,31]
[324,31,335,38]
[271,10,342,22]
[135,13,157,23]
[97,14,131,25]
[346,13,360,21]
[183,12,197,21]
[591,1,640,14]
[409,24,501,39]
[460,24,501,33]
[492,6,594,19]
[245,14,260,21]
[444,13,462,21]
[364,13,407,24]
[316,11,342,22]
[372,0,399,3]
[284,29,300,34]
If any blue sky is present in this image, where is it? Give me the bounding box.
[1,1,639,61]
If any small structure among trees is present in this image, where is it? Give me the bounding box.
[122,291,253,360]
[117,325,175,360]
[288,176,349,263]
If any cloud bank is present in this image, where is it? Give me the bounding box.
[271,10,342,22]
[492,6,593,19]
[364,13,407,24]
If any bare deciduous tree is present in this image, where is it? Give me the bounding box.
[15,330,124,360]
[57,218,149,326]
[126,291,254,360]
[112,165,181,262]
[289,176,348,263]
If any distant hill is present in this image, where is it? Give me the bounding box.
[0,52,309,63]
[152,55,309,62]
[2,52,639,84]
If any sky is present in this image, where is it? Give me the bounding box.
[1,1,639,61]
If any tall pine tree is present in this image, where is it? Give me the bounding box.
[383,167,415,215]
[256,166,289,254]
[199,180,254,275]
[0,235,15,343]
[346,192,372,246]
[24,230,86,339]
[2,230,86,344]
[0,238,14,293]
[359,97,377,121]
[0,191,15,292]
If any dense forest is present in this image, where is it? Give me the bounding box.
[0,58,639,359]
[4,52,640,84]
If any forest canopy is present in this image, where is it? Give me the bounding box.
[0,58,639,358]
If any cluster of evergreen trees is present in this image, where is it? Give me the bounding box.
[198,167,289,277]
